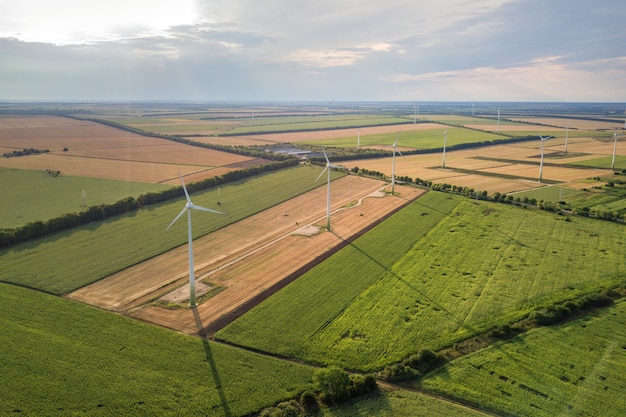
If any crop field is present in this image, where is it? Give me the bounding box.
[422,299,626,417]
[306,125,508,149]
[508,116,626,130]
[3,105,626,416]
[127,182,423,334]
[217,192,626,371]
[0,167,170,228]
[214,115,411,135]
[0,116,260,183]
[0,283,315,416]
[339,136,619,194]
[232,122,448,146]
[0,166,342,294]
[319,388,490,416]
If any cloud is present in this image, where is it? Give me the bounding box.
[0,0,624,101]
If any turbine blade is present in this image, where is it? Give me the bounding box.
[322,148,329,164]
[191,204,227,215]
[178,170,191,203]
[167,206,187,230]
[393,132,399,147]
[314,166,328,183]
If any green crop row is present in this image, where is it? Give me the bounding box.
[218,192,626,371]
[0,283,314,416]
[0,165,342,294]
[423,299,626,417]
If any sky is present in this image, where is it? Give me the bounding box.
[1,0,625,102]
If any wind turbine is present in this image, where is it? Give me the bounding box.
[564,126,569,155]
[167,172,226,307]
[413,101,417,124]
[391,132,403,195]
[314,149,342,230]
[538,134,549,182]
[357,128,360,147]
[496,106,501,133]
[441,130,448,169]
[611,130,625,170]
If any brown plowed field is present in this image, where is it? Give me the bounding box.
[68,176,424,334]
[0,116,259,183]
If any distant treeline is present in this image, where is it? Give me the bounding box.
[0,158,298,248]
[3,148,50,158]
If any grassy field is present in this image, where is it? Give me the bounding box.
[0,283,314,416]
[218,192,626,371]
[308,126,508,149]
[567,155,626,170]
[319,389,489,416]
[515,176,626,216]
[0,167,171,228]
[0,165,343,294]
[220,116,410,135]
[422,299,626,417]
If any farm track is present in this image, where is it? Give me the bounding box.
[68,176,424,335]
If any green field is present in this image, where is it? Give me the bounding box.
[0,283,314,416]
[218,192,626,371]
[422,299,626,417]
[0,165,343,294]
[0,167,170,228]
[319,389,489,416]
[515,178,626,216]
[308,126,508,149]
[220,115,410,135]
[567,154,626,170]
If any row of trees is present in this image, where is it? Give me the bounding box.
[3,148,49,158]
[0,159,298,248]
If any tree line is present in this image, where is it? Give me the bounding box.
[0,159,298,248]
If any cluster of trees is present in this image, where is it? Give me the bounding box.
[3,148,49,158]
[528,291,616,326]
[378,349,444,382]
[425,179,626,223]
[258,366,377,416]
[0,159,298,248]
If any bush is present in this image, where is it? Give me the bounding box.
[313,366,351,405]
[299,390,319,414]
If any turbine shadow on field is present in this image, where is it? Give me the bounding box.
[330,230,480,335]
[193,307,233,417]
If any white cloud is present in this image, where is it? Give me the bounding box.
[0,0,624,101]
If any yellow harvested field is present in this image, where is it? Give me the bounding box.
[68,176,424,334]
[508,117,624,130]
[339,136,618,194]
[0,116,262,183]
[464,124,563,132]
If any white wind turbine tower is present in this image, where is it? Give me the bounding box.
[611,130,625,171]
[413,101,417,124]
[357,128,361,147]
[167,172,226,307]
[441,130,448,169]
[623,109,626,129]
[538,134,549,182]
[496,106,501,133]
[391,132,403,195]
[314,148,343,231]
[564,126,569,155]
